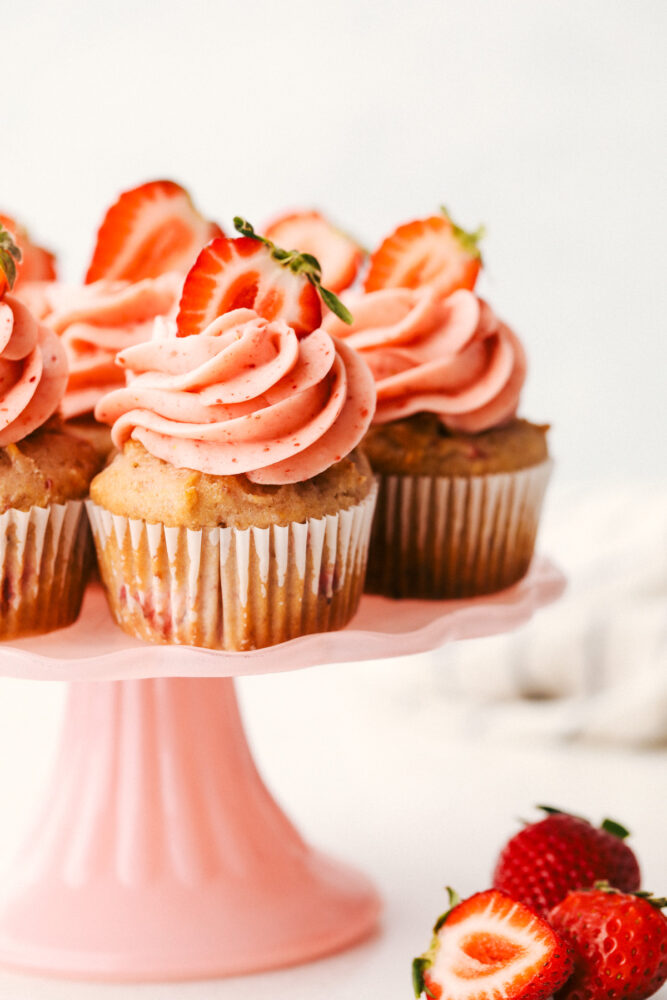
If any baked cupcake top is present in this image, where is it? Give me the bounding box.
[324,285,525,434]
[96,307,375,485]
[0,226,68,447]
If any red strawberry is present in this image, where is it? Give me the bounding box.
[176,217,352,338]
[85,179,221,284]
[264,210,363,293]
[550,886,667,1000]
[493,807,641,917]
[413,888,573,1000]
[0,214,56,285]
[365,208,483,296]
[0,223,21,297]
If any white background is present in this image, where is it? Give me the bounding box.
[1,2,666,998]
[4,0,666,484]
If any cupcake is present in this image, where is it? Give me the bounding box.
[87,221,377,651]
[16,180,219,458]
[324,211,551,599]
[0,225,102,638]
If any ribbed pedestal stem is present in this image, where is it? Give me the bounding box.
[0,677,379,981]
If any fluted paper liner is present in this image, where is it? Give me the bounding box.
[0,501,92,638]
[86,486,377,651]
[365,460,552,599]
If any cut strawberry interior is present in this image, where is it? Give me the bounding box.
[365,213,482,298]
[264,210,363,293]
[85,179,221,284]
[414,890,572,1000]
[176,236,322,338]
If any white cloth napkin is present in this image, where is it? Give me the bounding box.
[434,480,667,747]
[362,480,667,749]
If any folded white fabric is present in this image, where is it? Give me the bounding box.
[428,479,667,747]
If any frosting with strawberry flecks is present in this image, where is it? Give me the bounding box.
[324,286,526,434]
[18,273,182,420]
[0,294,68,446]
[95,308,376,485]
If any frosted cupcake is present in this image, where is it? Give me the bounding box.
[0,225,102,638]
[17,180,219,457]
[87,222,377,650]
[325,213,551,598]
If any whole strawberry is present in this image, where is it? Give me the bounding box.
[413,888,573,1000]
[550,886,667,1000]
[493,807,641,916]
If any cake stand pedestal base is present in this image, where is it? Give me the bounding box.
[0,676,380,981]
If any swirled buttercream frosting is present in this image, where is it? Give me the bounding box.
[0,294,68,446]
[17,273,181,420]
[95,308,376,485]
[324,286,526,433]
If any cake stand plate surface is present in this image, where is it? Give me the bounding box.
[1,556,564,680]
[0,558,564,982]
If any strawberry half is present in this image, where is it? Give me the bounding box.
[0,214,56,285]
[0,223,22,298]
[550,886,667,1000]
[413,889,573,1000]
[176,218,352,338]
[85,179,222,284]
[264,210,363,293]
[365,208,483,297]
[493,807,641,917]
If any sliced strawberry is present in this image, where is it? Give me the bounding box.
[176,235,322,338]
[0,223,22,297]
[413,889,573,1000]
[366,210,483,297]
[0,214,57,285]
[264,210,363,293]
[85,180,222,284]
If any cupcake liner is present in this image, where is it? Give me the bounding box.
[0,501,92,638]
[365,460,552,599]
[86,485,377,651]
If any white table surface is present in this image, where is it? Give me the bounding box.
[0,651,664,1000]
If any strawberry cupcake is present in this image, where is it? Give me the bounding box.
[325,211,551,599]
[0,225,102,638]
[17,180,219,457]
[87,222,377,651]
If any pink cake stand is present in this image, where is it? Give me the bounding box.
[0,557,564,982]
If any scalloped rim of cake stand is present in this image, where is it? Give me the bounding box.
[0,556,565,681]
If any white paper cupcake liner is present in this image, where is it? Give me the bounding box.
[86,485,377,651]
[0,501,92,638]
[365,460,552,598]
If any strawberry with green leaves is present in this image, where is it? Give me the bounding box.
[493,807,641,917]
[365,207,484,297]
[550,885,667,1000]
[176,217,352,339]
[0,214,56,285]
[0,224,22,298]
[413,888,573,1000]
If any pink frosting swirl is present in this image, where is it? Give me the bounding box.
[0,294,68,446]
[95,308,376,485]
[324,286,526,433]
[17,274,181,420]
